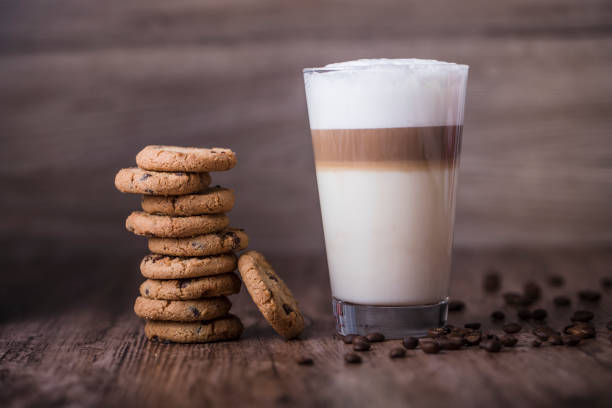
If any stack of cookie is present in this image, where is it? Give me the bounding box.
[114,145,248,343]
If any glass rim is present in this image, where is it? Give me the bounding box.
[303,63,469,74]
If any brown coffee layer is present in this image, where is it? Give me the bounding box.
[311,126,462,165]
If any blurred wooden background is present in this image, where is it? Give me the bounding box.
[1,0,612,316]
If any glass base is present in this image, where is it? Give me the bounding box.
[332,297,448,339]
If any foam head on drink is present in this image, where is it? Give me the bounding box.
[304,59,468,306]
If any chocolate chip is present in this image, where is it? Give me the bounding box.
[500,335,518,347]
[365,332,385,342]
[139,173,151,181]
[180,279,191,289]
[150,335,159,342]
[464,322,481,330]
[578,290,601,302]
[160,339,172,344]
[145,288,149,295]
[389,348,407,359]
[601,277,612,290]
[343,334,357,344]
[531,340,542,348]
[491,310,505,321]
[553,296,571,307]
[267,273,278,282]
[420,340,441,354]
[344,353,362,364]
[564,322,596,339]
[145,189,154,194]
[174,172,185,176]
[297,356,314,365]
[548,275,564,287]
[483,271,501,292]
[517,309,532,320]
[503,323,522,334]
[465,333,482,346]
[571,310,594,322]
[448,300,465,312]
[402,337,418,349]
[562,335,580,347]
[532,309,547,320]
[189,306,200,317]
[549,334,563,346]
[282,304,293,314]
[480,339,502,352]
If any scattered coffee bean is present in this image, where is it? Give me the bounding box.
[553,296,571,307]
[517,309,532,320]
[533,327,557,341]
[438,336,463,350]
[480,339,502,352]
[503,323,522,334]
[532,309,547,321]
[491,310,505,321]
[389,348,407,359]
[464,322,481,330]
[601,277,612,290]
[402,337,418,350]
[564,322,596,339]
[448,300,465,312]
[450,327,471,337]
[571,310,594,322]
[427,327,450,338]
[578,290,601,302]
[342,334,357,344]
[485,333,500,341]
[353,338,371,352]
[503,292,524,306]
[607,321,612,331]
[500,335,518,347]
[344,353,362,364]
[465,333,482,346]
[484,271,501,292]
[420,340,441,354]
[365,332,385,342]
[562,335,580,347]
[548,275,564,287]
[297,356,314,365]
[523,281,542,303]
[549,334,563,346]
[531,340,542,348]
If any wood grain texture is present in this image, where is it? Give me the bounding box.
[1,0,612,262]
[1,248,611,407]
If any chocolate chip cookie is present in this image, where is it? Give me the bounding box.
[126,211,229,238]
[136,145,237,172]
[115,167,210,196]
[145,315,244,343]
[140,253,237,279]
[134,296,231,322]
[141,186,235,216]
[139,273,241,300]
[238,250,304,339]
[148,228,248,257]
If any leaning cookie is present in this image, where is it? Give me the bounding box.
[133,296,231,322]
[145,315,244,343]
[136,145,237,172]
[148,228,248,257]
[238,250,304,339]
[126,211,229,238]
[139,273,241,300]
[141,187,235,216]
[140,253,237,279]
[115,167,210,196]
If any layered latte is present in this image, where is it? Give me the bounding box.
[304,59,468,306]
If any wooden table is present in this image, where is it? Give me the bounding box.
[1,248,611,407]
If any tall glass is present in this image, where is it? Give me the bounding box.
[303,59,468,338]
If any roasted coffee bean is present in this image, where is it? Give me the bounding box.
[564,322,596,339]
[503,292,524,306]
[352,337,371,351]
[420,341,441,354]
[438,336,463,351]
[448,300,465,312]
[578,290,601,302]
[607,321,612,331]
[532,309,547,321]
[549,334,563,346]
[389,348,407,359]
[553,296,571,307]
[531,340,542,348]
[500,335,518,347]
[450,327,471,337]
[548,275,564,287]
[480,339,502,352]
[465,333,482,346]
[571,310,594,322]
[523,281,542,303]
[402,337,418,349]
[485,333,499,341]
[297,356,314,365]
[491,310,505,321]
[517,309,532,320]
[427,327,450,338]
[484,271,501,292]
[464,322,481,330]
[562,335,580,347]
[533,326,558,341]
[601,277,612,290]
[344,353,362,364]
[365,332,385,342]
[503,323,522,334]
[342,334,357,344]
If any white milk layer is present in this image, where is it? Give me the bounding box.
[316,166,456,305]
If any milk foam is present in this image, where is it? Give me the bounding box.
[304,58,468,129]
